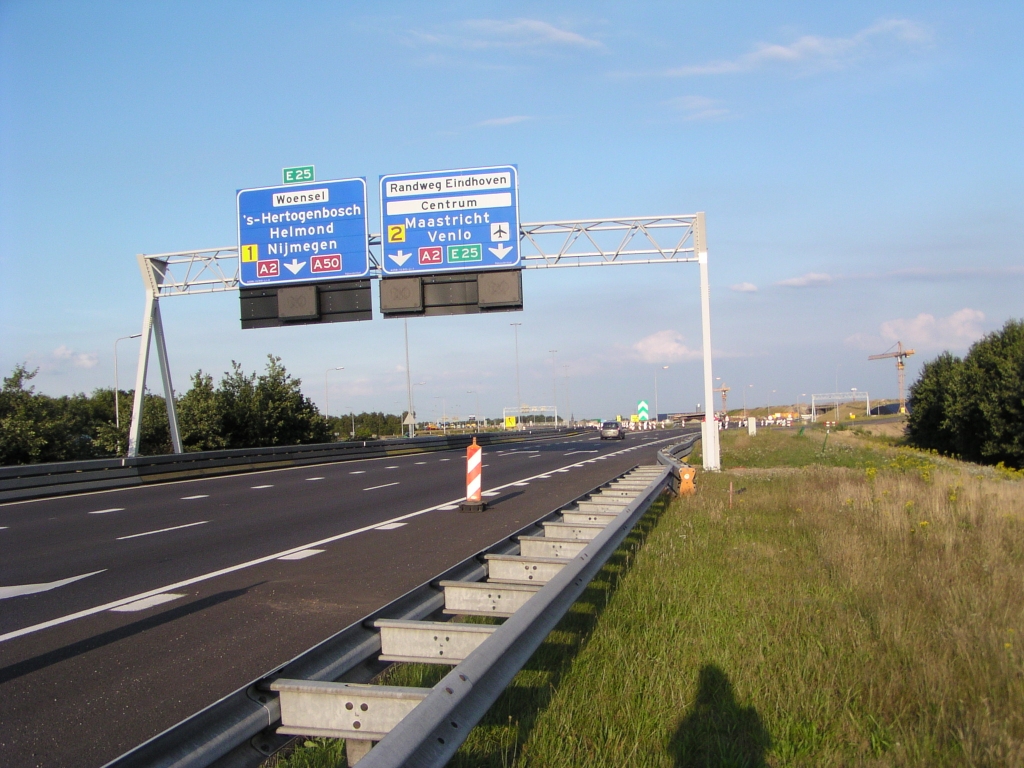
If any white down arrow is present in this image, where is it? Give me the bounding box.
[388,250,412,266]
[488,243,513,259]
[284,259,305,274]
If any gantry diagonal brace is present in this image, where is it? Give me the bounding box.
[127,214,720,469]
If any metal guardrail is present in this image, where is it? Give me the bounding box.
[0,429,580,503]
[102,430,699,768]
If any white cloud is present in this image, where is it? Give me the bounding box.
[631,330,703,363]
[846,308,987,352]
[663,95,729,121]
[460,19,602,49]
[776,272,833,288]
[730,282,758,293]
[51,345,99,369]
[667,18,931,76]
[475,115,533,127]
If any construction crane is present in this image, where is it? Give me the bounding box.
[868,342,916,414]
[713,384,730,418]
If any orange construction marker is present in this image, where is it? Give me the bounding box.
[460,437,486,512]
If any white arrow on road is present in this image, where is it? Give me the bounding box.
[0,570,106,600]
[389,250,412,266]
[284,259,306,274]
[488,243,513,259]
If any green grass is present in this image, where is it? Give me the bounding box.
[271,431,1024,767]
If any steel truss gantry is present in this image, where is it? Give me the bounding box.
[128,213,720,469]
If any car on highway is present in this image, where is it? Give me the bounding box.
[600,421,626,439]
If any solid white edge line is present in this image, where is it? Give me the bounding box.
[0,434,683,643]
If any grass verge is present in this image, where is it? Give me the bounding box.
[273,428,1024,766]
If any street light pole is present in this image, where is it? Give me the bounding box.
[511,323,522,430]
[404,319,415,437]
[114,333,142,432]
[655,365,668,427]
[548,349,558,426]
[325,366,344,420]
[563,364,572,427]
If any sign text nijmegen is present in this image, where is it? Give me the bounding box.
[237,178,370,287]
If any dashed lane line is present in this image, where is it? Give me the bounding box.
[89,508,125,515]
[116,524,207,540]
[181,495,208,500]
[0,434,684,644]
[278,549,324,561]
[364,482,400,491]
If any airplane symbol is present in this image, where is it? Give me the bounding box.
[284,259,306,274]
[490,222,510,242]
[494,225,507,238]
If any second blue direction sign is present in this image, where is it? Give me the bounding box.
[379,165,520,275]
[237,178,369,287]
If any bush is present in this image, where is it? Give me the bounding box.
[907,319,1024,468]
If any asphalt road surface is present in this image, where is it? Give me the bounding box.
[0,428,689,767]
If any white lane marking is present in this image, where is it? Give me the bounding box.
[278,549,324,560]
[375,523,407,531]
[0,570,106,600]
[414,462,427,465]
[386,466,399,469]
[528,455,542,459]
[306,477,324,481]
[110,593,185,612]
[482,464,490,467]
[0,526,6,530]
[181,495,208,500]
[0,434,685,643]
[117,521,208,540]
[482,491,501,497]
[513,482,529,487]
[537,475,551,479]
[349,471,366,475]
[439,458,451,462]
[0,428,657,508]
[89,508,124,515]
[251,485,273,489]
[556,469,570,473]
[587,437,600,441]
[364,482,400,491]
[565,450,598,456]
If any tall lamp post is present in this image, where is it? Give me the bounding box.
[403,320,414,437]
[548,349,558,427]
[114,333,142,432]
[325,366,344,421]
[563,364,572,427]
[655,365,668,427]
[511,323,523,430]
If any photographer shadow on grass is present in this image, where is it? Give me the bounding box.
[668,664,771,768]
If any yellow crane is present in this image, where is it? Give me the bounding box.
[868,342,916,414]
[713,384,730,416]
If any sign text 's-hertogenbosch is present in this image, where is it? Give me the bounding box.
[379,165,520,275]
[237,178,369,287]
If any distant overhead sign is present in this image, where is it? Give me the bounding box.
[237,178,369,287]
[379,165,520,275]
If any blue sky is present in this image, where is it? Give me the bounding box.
[1,1,1021,421]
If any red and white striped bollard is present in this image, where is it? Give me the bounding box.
[460,437,486,512]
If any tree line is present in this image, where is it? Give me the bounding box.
[907,319,1024,469]
[0,355,407,465]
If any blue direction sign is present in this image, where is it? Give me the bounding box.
[237,178,369,287]
[379,165,520,275]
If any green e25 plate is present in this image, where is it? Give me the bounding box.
[447,244,482,263]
